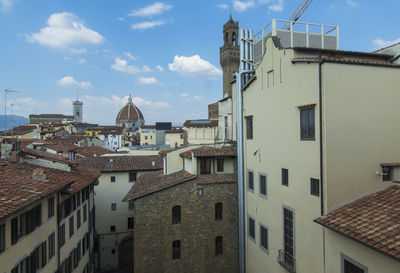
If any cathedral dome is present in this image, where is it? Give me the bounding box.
[116,95,145,130]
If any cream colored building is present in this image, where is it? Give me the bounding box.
[183,119,219,145]
[239,21,400,273]
[0,149,99,273]
[138,125,156,146]
[78,155,163,271]
[164,129,186,148]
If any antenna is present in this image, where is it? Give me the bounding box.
[2,89,18,137]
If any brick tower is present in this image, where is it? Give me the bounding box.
[220,13,240,98]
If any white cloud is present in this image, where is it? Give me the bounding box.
[78,58,87,64]
[346,0,357,7]
[257,0,272,3]
[233,0,255,12]
[118,17,125,21]
[69,48,87,54]
[180,93,189,98]
[137,76,159,85]
[26,12,104,49]
[131,20,167,30]
[0,0,16,11]
[110,58,151,74]
[373,38,400,49]
[218,4,229,9]
[168,55,222,78]
[179,92,203,102]
[129,2,172,17]
[156,65,164,72]
[269,0,284,12]
[64,56,71,61]
[123,52,137,61]
[56,76,92,89]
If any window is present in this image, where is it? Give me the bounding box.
[110,225,116,232]
[111,203,117,211]
[260,224,269,253]
[110,176,116,182]
[215,236,223,256]
[341,254,367,273]
[129,172,137,182]
[310,178,320,196]
[129,200,134,210]
[128,217,134,229]
[77,210,81,229]
[77,192,81,207]
[48,197,55,218]
[111,249,116,254]
[172,206,181,225]
[300,107,315,140]
[49,232,55,259]
[0,223,5,253]
[180,134,184,139]
[69,216,74,238]
[246,116,253,139]
[197,188,203,196]
[77,242,82,265]
[11,204,42,245]
[215,203,223,221]
[282,168,288,187]
[59,224,66,246]
[248,216,255,241]
[382,166,392,181]
[217,159,224,172]
[83,204,87,222]
[283,207,295,268]
[172,240,181,260]
[199,158,211,174]
[259,174,267,198]
[248,170,254,191]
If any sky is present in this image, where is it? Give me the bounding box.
[0,0,399,125]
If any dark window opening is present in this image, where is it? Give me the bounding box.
[215,236,223,256]
[110,225,116,232]
[283,208,294,268]
[215,203,223,221]
[217,159,224,172]
[282,168,288,187]
[260,225,268,251]
[248,217,255,240]
[310,178,320,196]
[172,240,181,260]
[260,174,267,196]
[382,166,392,181]
[246,116,253,139]
[199,158,211,174]
[172,206,181,225]
[128,217,134,230]
[110,176,116,183]
[300,107,315,140]
[344,259,365,273]
[248,171,254,191]
[129,172,137,182]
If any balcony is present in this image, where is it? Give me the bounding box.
[277,249,296,273]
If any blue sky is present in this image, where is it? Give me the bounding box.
[0,0,398,125]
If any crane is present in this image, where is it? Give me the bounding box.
[285,0,313,30]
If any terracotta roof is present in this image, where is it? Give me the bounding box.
[291,57,400,68]
[78,155,163,172]
[123,170,196,200]
[42,143,77,153]
[180,146,237,159]
[183,119,218,127]
[158,146,189,156]
[315,185,400,262]
[123,171,236,201]
[0,125,37,136]
[73,146,114,157]
[116,97,144,123]
[20,148,76,166]
[165,129,184,134]
[0,160,99,219]
[140,125,156,129]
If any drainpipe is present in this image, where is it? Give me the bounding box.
[56,192,61,272]
[318,52,324,216]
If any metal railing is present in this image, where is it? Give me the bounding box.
[253,19,339,65]
[277,249,296,273]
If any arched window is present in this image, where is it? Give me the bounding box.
[232,32,236,46]
[215,236,223,256]
[225,32,229,44]
[172,206,181,225]
[215,203,223,221]
[172,240,181,260]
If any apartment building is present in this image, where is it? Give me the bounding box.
[124,145,238,273]
[183,119,219,145]
[78,155,163,271]
[239,20,400,273]
[138,125,156,146]
[0,149,99,273]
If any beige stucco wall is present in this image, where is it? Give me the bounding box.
[165,132,185,148]
[184,127,218,145]
[139,129,156,146]
[217,98,233,142]
[164,146,196,175]
[323,62,400,210]
[324,229,400,273]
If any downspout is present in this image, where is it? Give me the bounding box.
[318,51,326,273]
[56,192,61,272]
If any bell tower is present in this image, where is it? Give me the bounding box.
[220,13,240,98]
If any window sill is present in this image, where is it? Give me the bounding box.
[300,138,315,141]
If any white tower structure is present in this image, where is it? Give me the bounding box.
[73,99,83,123]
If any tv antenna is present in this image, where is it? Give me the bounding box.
[2,89,18,137]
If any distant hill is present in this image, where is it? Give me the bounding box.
[0,115,30,131]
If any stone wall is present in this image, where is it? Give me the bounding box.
[133,178,238,273]
[208,103,219,120]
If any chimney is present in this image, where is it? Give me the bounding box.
[32,168,47,181]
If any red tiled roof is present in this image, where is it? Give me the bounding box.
[20,148,76,166]
[116,101,144,122]
[123,171,237,201]
[0,125,37,136]
[165,129,184,134]
[315,185,400,262]
[0,160,99,219]
[78,155,163,172]
[123,170,196,200]
[159,146,189,156]
[73,146,114,157]
[180,146,236,159]
[140,125,156,129]
[183,119,218,127]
